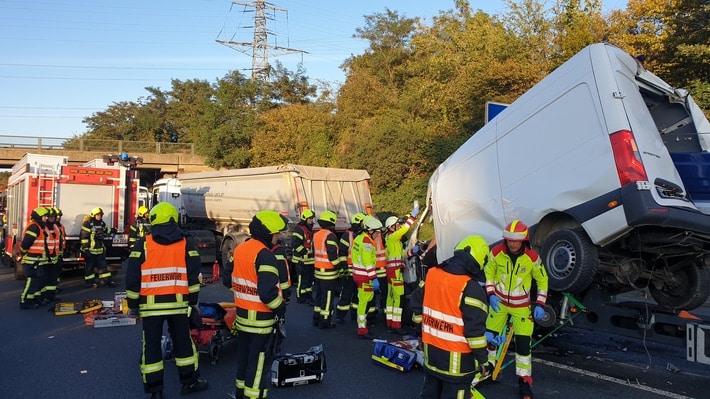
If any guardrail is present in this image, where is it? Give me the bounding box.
[0,135,194,155]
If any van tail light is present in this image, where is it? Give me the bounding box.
[610,130,648,186]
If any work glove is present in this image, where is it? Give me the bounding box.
[411,244,421,256]
[372,278,380,291]
[489,295,501,313]
[411,202,420,218]
[485,332,506,346]
[533,305,545,321]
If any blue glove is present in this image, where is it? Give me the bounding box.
[412,244,420,255]
[484,331,506,346]
[533,305,545,321]
[489,295,501,313]
[411,205,420,218]
[373,278,380,291]
[484,332,495,344]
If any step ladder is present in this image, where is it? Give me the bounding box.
[37,164,58,209]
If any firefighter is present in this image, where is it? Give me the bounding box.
[41,207,63,303]
[292,209,315,304]
[125,202,208,399]
[410,235,491,399]
[352,215,382,339]
[312,211,342,329]
[80,207,115,287]
[18,207,50,309]
[485,220,549,399]
[383,203,419,335]
[335,213,365,324]
[224,210,287,399]
[129,205,151,249]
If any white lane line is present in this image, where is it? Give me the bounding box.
[534,358,692,399]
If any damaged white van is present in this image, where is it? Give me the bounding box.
[427,43,710,310]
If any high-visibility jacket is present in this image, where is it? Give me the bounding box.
[313,229,341,281]
[20,222,47,265]
[384,216,414,277]
[372,231,386,278]
[420,265,488,382]
[136,236,191,317]
[352,232,377,284]
[231,238,283,334]
[129,219,151,246]
[484,243,548,308]
[272,243,291,292]
[338,229,357,277]
[44,223,61,263]
[80,218,109,255]
[56,222,67,256]
[291,223,314,265]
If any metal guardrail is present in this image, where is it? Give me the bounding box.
[0,135,194,155]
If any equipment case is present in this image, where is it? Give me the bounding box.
[271,345,326,387]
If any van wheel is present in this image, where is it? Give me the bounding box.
[541,228,597,293]
[649,262,710,310]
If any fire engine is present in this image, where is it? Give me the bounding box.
[3,153,142,279]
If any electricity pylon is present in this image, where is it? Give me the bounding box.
[216,0,306,82]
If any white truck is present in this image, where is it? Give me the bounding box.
[150,164,375,266]
[423,43,710,317]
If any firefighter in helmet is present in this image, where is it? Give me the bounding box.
[224,210,287,399]
[485,220,549,399]
[41,207,63,303]
[125,202,208,399]
[335,212,365,323]
[18,207,50,309]
[312,210,342,329]
[80,207,114,287]
[129,205,151,249]
[292,208,315,304]
[410,235,491,399]
[383,202,419,335]
[352,215,383,339]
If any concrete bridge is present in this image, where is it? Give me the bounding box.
[0,135,214,175]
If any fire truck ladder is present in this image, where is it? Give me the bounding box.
[37,164,58,209]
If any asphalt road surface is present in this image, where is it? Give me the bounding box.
[0,263,708,399]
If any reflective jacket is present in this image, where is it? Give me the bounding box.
[44,223,61,263]
[129,219,151,247]
[384,216,414,277]
[20,221,47,265]
[231,238,283,334]
[415,251,489,383]
[272,243,292,294]
[484,243,549,308]
[352,232,377,284]
[80,218,109,255]
[338,229,357,277]
[313,228,341,281]
[373,231,386,278]
[291,223,314,265]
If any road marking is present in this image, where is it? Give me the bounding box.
[534,358,692,399]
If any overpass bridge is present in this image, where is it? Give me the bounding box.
[0,135,214,176]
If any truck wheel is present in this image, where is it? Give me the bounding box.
[649,262,710,310]
[540,228,597,293]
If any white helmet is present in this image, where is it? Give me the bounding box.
[363,215,383,231]
[385,216,399,229]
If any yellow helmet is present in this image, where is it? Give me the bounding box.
[53,207,63,216]
[90,207,104,217]
[137,205,149,217]
[255,210,288,234]
[351,212,365,224]
[301,209,315,221]
[149,202,178,225]
[318,210,337,225]
[455,235,490,270]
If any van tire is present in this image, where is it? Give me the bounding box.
[541,228,597,293]
[649,262,710,310]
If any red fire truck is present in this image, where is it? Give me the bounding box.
[3,153,141,279]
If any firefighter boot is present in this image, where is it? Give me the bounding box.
[181,378,209,395]
[518,376,534,399]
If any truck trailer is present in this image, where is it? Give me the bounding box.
[3,153,142,279]
[150,164,375,265]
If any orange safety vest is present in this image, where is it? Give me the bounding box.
[45,224,61,260]
[232,238,272,313]
[313,229,336,270]
[139,236,189,297]
[421,267,471,353]
[22,222,47,264]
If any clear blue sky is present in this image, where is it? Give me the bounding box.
[0,0,627,141]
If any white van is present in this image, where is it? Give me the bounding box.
[427,43,710,310]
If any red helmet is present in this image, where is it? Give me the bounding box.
[503,220,528,241]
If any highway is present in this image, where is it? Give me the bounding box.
[0,263,707,399]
